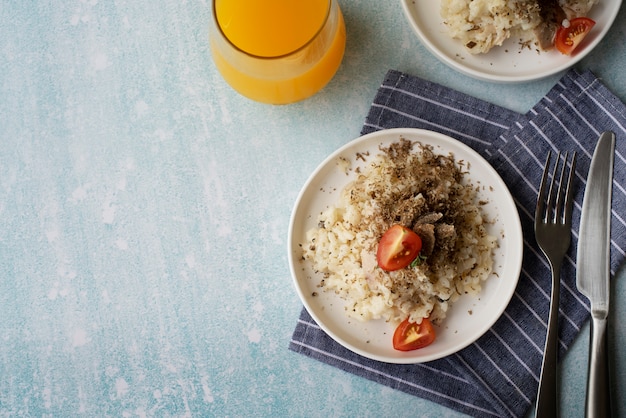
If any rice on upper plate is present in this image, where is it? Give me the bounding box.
[302,138,497,326]
[440,0,599,54]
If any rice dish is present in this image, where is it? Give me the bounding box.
[302,138,497,326]
[440,0,599,54]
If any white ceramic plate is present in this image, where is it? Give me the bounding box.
[400,0,622,82]
[288,128,523,363]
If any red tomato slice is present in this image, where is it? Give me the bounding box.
[376,225,422,271]
[392,318,436,351]
[555,17,595,55]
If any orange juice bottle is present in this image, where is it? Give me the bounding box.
[210,0,346,104]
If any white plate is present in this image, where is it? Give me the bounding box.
[401,0,622,82]
[288,128,523,363]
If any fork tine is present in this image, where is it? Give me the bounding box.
[546,151,562,223]
[563,152,577,224]
[536,151,552,223]
[554,152,568,222]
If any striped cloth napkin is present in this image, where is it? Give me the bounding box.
[289,69,626,417]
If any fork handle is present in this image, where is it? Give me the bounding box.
[535,265,561,418]
[586,315,611,417]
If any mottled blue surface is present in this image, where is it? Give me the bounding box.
[1,1,625,417]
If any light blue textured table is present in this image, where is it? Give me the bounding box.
[1,2,625,417]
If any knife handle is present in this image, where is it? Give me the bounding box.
[586,316,611,417]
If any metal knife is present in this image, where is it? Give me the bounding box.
[576,131,615,418]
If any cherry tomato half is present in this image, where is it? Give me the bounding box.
[555,17,595,55]
[392,318,436,351]
[376,225,422,271]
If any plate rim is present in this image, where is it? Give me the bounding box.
[400,0,623,83]
[288,127,523,363]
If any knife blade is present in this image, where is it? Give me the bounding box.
[576,130,615,418]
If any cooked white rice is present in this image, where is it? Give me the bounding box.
[302,138,497,326]
[440,0,599,54]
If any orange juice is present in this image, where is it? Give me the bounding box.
[215,0,330,58]
[210,0,346,104]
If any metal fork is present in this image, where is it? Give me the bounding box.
[534,150,577,418]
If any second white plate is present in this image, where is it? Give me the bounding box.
[401,0,622,82]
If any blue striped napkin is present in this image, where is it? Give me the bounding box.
[289,69,626,417]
